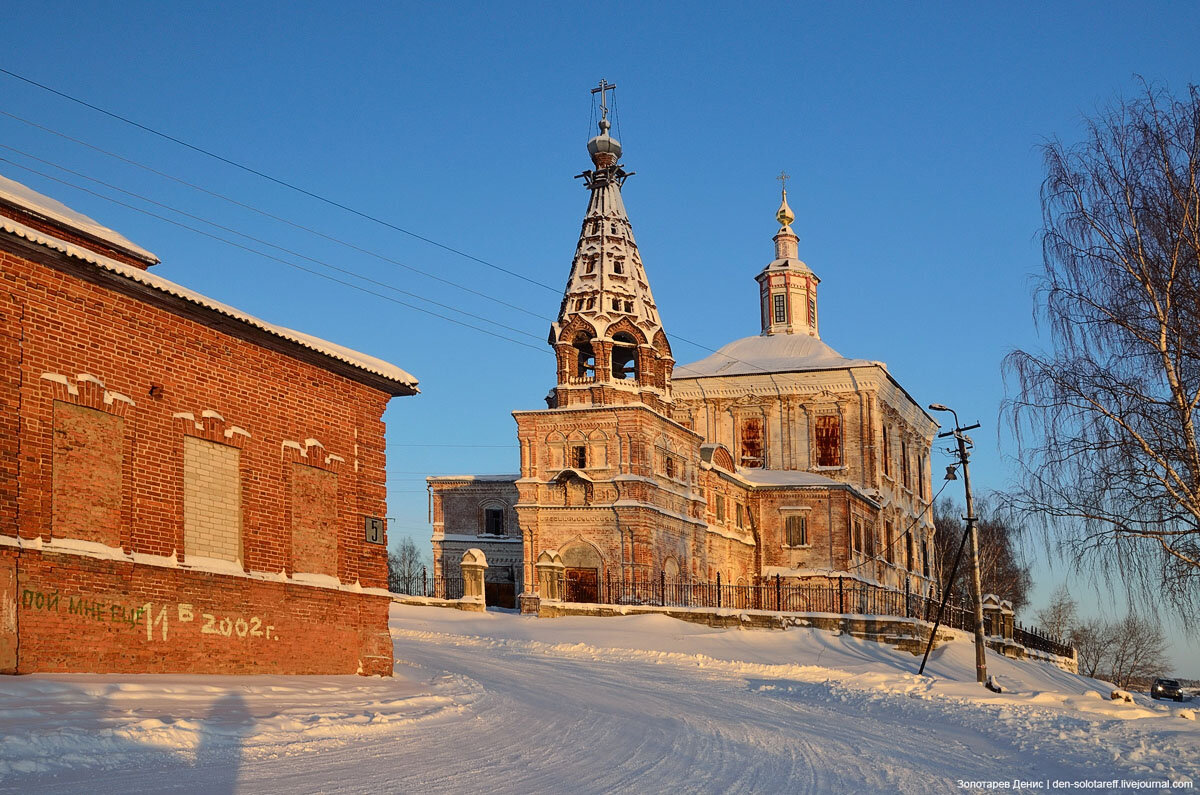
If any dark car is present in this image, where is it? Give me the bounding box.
[1151,678,1185,701]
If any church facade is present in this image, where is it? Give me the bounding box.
[430,102,940,609]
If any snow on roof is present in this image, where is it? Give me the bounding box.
[426,474,519,482]
[0,214,418,390]
[732,468,843,487]
[0,173,158,263]
[674,333,880,379]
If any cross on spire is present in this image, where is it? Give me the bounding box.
[777,170,790,193]
[591,79,617,121]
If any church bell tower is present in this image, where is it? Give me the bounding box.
[547,80,674,414]
[756,175,820,338]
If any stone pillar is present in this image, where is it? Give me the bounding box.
[981,593,1002,637]
[536,550,565,602]
[999,599,1015,639]
[460,548,488,604]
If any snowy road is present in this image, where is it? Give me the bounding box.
[3,605,1196,793]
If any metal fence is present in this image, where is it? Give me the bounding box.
[392,568,1072,660]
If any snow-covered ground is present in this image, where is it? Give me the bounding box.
[1,603,1196,793]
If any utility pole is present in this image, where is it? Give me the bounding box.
[925,404,987,685]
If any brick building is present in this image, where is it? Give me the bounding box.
[430,103,940,610]
[0,173,417,675]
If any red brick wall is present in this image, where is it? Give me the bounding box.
[0,241,396,675]
[13,550,392,675]
[291,463,338,577]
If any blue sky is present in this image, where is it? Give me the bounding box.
[3,1,1197,673]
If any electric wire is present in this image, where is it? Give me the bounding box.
[0,77,858,379]
[0,109,548,322]
[0,157,548,353]
[0,67,559,293]
[0,144,544,343]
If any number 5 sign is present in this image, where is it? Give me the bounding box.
[363,516,386,545]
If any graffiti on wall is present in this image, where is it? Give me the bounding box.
[19,589,280,642]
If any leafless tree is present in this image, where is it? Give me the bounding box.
[388,537,427,594]
[1035,584,1079,641]
[933,495,1033,612]
[1004,82,1200,612]
[1105,613,1170,688]
[1070,617,1117,679]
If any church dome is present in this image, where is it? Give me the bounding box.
[587,118,622,167]
[674,333,879,379]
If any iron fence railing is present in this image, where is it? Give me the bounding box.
[391,568,1073,660]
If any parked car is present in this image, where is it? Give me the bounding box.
[1150,678,1185,701]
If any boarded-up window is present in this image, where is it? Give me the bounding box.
[815,415,841,467]
[901,441,910,488]
[715,494,725,522]
[885,521,895,564]
[571,445,587,469]
[739,418,764,468]
[882,425,891,476]
[785,515,807,546]
[52,401,123,546]
[735,503,744,528]
[291,463,338,576]
[183,437,241,562]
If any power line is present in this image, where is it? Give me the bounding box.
[0,145,544,343]
[0,67,560,293]
[0,81,848,380]
[0,109,550,322]
[0,157,549,354]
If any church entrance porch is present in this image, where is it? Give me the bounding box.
[564,568,599,603]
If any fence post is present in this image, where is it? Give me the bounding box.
[716,572,722,608]
[660,569,665,607]
[775,573,782,612]
[904,577,910,618]
[838,576,844,614]
[422,566,427,598]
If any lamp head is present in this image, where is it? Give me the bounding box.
[928,403,950,412]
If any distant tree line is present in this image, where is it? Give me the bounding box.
[1037,586,1171,688]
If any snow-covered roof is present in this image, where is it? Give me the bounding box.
[675,333,880,379]
[426,474,519,482]
[0,213,418,391]
[732,468,843,487]
[0,173,158,264]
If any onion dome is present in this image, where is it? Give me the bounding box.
[587,118,622,168]
[776,189,796,229]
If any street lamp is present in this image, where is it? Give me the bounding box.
[919,403,988,685]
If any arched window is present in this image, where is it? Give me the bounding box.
[611,332,637,381]
[573,332,595,379]
[815,415,841,467]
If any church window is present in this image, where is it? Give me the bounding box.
[773,293,787,324]
[586,297,595,309]
[865,522,876,558]
[885,521,895,564]
[739,418,764,468]
[815,415,841,467]
[735,503,744,528]
[901,441,910,488]
[852,518,862,553]
[612,298,620,311]
[665,456,675,479]
[918,454,926,498]
[573,333,596,379]
[922,539,931,578]
[906,532,915,572]
[611,332,638,380]
[882,425,891,477]
[613,258,624,275]
[586,255,596,274]
[715,494,726,522]
[591,220,600,234]
[571,445,587,469]
[624,300,633,312]
[484,508,505,536]
[610,224,617,235]
[785,515,808,547]
[809,296,816,327]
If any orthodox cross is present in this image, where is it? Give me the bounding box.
[777,170,790,193]
[591,79,617,121]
